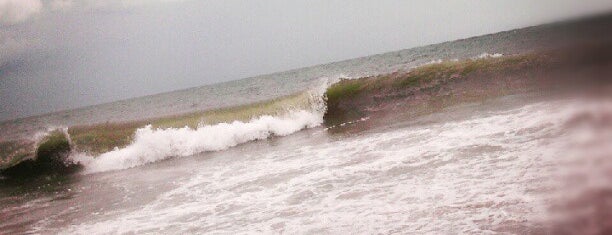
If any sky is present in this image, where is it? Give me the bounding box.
[1,0,612,121]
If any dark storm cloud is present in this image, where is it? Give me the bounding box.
[1,0,612,121]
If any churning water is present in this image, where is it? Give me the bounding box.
[2,95,612,234]
[2,16,612,234]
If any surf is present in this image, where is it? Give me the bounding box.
[0,77,335,175]
[74,109,324,173]
[2,39,612,177]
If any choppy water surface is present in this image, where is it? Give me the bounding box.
[2,96,611,234]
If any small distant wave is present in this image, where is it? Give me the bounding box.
[71,78,334,173]
[474,52,503,59]
[423,59,444,65]
[403,52,503,72]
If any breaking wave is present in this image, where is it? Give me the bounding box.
[71,78,335,174]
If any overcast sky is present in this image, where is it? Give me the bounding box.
[1,0,612,121]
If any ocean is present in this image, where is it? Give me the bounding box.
[0,19,564,142]
[1,14,612,234]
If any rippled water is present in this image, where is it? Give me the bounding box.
[2,95,610,234]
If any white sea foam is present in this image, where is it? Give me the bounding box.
[53,98,612,234]
[475,52,503,59]
[424,59,444,65]
[75,111,323,173]
[72,78,333,174]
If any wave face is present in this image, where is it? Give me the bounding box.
[71,79,333,173]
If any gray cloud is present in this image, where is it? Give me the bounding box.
[0,0,43,25]
[47,0,189,11]
[0,0,188,24]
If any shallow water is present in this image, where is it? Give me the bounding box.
[2,95,610,234]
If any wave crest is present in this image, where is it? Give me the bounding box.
[72,78,334,173]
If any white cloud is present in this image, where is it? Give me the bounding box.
[0,0,43,25]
